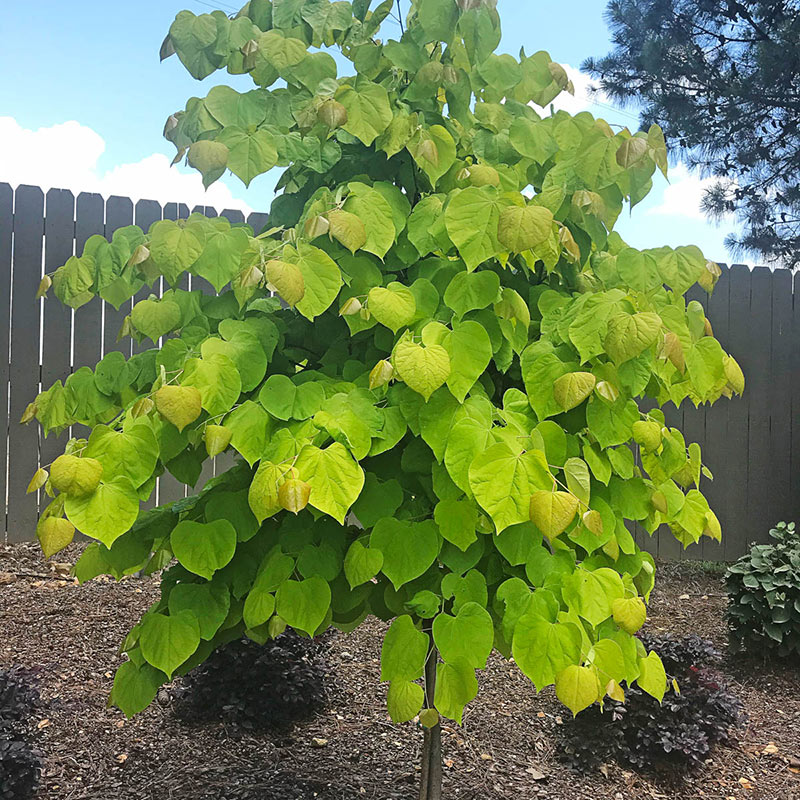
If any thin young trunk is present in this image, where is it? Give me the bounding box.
[419,624,442,800]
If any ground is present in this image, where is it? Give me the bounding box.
[1,542,798,800]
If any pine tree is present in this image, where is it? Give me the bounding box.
[584,0,800,268]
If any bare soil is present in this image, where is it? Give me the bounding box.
[1,543,798,800]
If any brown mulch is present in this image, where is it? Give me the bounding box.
[1,542,798,800]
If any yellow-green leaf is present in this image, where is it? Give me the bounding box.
[278,478,312,514]
[26,467,48,494]
[265,259,305,307]
[553,372,596,411]
[387,680,425,723]
[204,424,232,457]
[637,651,667,702]
[393,340,451,401]
[36,516,75,558]
[611,596,647,634]
[529,490,579,540]
[368,283,416,333]
[248,460,287,523]
[604,312,662,364]
[369,359,394,389]
[327,208,367,254]
[50,455,103,498]
[497,205,553,252]
[154,385,203,432]
[555,664,601,716]
[631,420,662,453]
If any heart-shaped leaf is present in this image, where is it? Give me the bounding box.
[393,340,450,401]
[344,540,384,588]
[170,519,237,580]
[370,518,440,590]
[131,298,182,342]
[275,576,331,636]
[529,490,579,540]
[139,611,200,678]
[265,259,305,307]
[432,602,494,668]
[553,372,596,411]
[555,664,601,716]
[36,516,75,558]
[368,283,416,332]
[612,596,647,634]
[154,384,202,432]
[497,204,553,252]
[50,455,103,498]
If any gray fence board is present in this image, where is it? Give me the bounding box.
[745,268,774,541]
[7,186,44,541]
[247,212,270,234]
[132,199,163,357]
[792,271,800,521]
[700,263,730,562]
[0,184,13,534]
[721,266,753,561]
[769,269,793,532]
[72,193,105,373]
[40,190,76,477]
[103,196,134,358]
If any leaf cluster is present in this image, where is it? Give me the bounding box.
[0,668,41,800]
[726,521,800,659]
[559,633,743,773]
[25,0,742,726]
[173,631,329,732]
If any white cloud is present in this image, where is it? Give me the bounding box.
[539,64,643,130]
[646,162,734,221]
[0,117,252,214]
[549,64,608,115]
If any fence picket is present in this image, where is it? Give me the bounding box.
[7,186,44,541]
[745,268,774,545]
[0,184,13,535]
[769,270,794,532]
[792,272,800,524]
[103,196,135,358]
[700,265,731,562]
[40,190,76,480]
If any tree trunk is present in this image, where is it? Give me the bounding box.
[418,625,442,800]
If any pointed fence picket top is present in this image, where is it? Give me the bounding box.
[0,181,798,558]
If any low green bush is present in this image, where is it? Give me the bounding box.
[726,521,800,659]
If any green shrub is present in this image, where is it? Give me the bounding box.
[726,521,800,658]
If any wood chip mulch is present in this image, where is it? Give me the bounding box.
[1,543,798,800]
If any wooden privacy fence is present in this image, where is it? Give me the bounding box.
[0,183,269,544]
[1,182,799,559]
[635,263,800,562]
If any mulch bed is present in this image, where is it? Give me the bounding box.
[1,542,798,800]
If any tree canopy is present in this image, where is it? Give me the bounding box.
[583,0,800,268]
[26,0,742,743]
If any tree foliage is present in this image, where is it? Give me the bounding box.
[26,0,742,729]
[584,1,800,268]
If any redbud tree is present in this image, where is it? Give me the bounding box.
[25,1,743,797]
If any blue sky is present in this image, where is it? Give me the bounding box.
[0,0,740,262]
